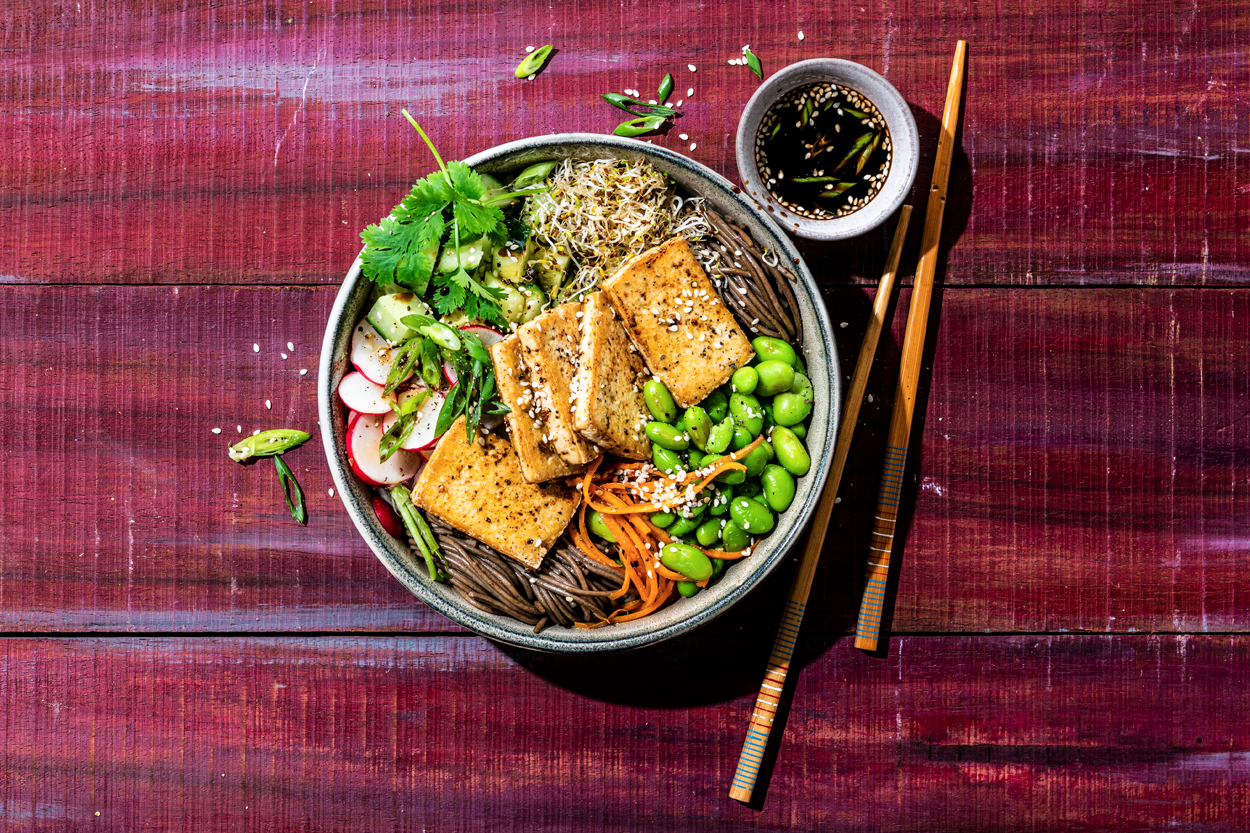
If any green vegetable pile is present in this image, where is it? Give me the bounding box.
[586,335,814,597]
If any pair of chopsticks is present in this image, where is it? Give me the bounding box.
[729,40,967,804]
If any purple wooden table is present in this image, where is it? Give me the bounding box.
[3,1,1248,829]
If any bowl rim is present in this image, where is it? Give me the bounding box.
[735,58,920,241]
[319,133,839,653]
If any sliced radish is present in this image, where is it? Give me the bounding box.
[460,324,505,349]
[383,389,448,451]
[345,413,423,486]
[372,494,405,538]
[351,322,404,386]
[338,371,395,415]
[442,359,458,387]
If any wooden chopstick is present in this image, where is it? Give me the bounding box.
[728,204,912,804]
[854,40,967,653]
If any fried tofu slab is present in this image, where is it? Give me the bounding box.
[570,292,652,460]
[490,336,586,483]
[602,236,755,408]
[412,417,580,571]
[516,303,600,466]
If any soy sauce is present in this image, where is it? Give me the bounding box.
[753,82,892,219]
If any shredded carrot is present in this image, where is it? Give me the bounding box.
[566,433,772,627]
[655,563,688,582]
[703,548,748,560]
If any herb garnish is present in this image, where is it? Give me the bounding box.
[358,110,541,327]
[602,73,683,137]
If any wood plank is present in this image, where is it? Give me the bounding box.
[1,1,1245,286]
[0,634,1247,830]
[0,284,1246,634]
[815,284,1250,635]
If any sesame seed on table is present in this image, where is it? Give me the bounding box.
[1,1,1248,829]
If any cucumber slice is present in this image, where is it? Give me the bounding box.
[436,235,489,274]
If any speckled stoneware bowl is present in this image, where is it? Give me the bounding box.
[319,134,839,652]
[735,59,919,241]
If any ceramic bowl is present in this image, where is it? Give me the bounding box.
[735,59,919,241]
[319,134,840,652]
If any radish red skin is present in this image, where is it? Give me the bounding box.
[371,495,405,538]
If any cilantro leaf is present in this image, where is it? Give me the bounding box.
[446,161,486,201]
[454,198,506,243]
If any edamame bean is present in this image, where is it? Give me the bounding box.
[730,496,775,535]
[646,421,689,450]
[644,379,678,423]
[677,581,700,597]
[705,418,734,454]
[731,366,758,394]
[789,423,807,440]
[755,360,796,396]
[682,406,712,450]
[710,555,726,577]
[666,515,701,538]
[696,518,722,547]
[789,372,814,405]
[731,425,755,451]
[729,392,764,436]
[676,500,707,521]
[761,400,776,431]
[703,455,747,485]
[751,336,798,366]
[703,388,729,422]
[652,445,685,474]
[721,519,750,552]
[741,443,773,478]
[736,479,762,499]
[660,542,714,581]
[762,464,796,512]
[650,511,676,528]
[773,392,812,426]
[771,426,811,476]
[709,484,734,516]
[587,510,617,542]
[686,449,706,469]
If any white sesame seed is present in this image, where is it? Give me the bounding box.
[840,321,848,328]
[675,100,683,107]
[798,30,805,40]
[253,344,259,353]
[329,488,335,497]
[690,142,697,151]
[281,352,288,359]
[679,133,689,141]
[299,369,308,376]
[687,88,694,97]
[237,425,242,433]
[834,497,841,504]
[287,342,294,351]
[265,400,272,410]
[252,429,260,436]
[211,427,222,434]
[688,64,697,72]
[525,45,535,52]
[867,394,874,402]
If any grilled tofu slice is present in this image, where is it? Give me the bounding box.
[412,416,580,571]
[490,336,587,483]
[602,236,755,408]
[516,302,600,466]
[570,291,652,460]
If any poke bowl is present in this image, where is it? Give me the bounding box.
[319,133,839,653]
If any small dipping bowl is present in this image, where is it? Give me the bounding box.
[735,59,919,241]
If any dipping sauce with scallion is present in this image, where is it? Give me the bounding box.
[753,81,892,219]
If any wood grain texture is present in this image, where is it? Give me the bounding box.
[1,284,1245,634]
[1,0,1245,286]
[0,635,1247,831]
